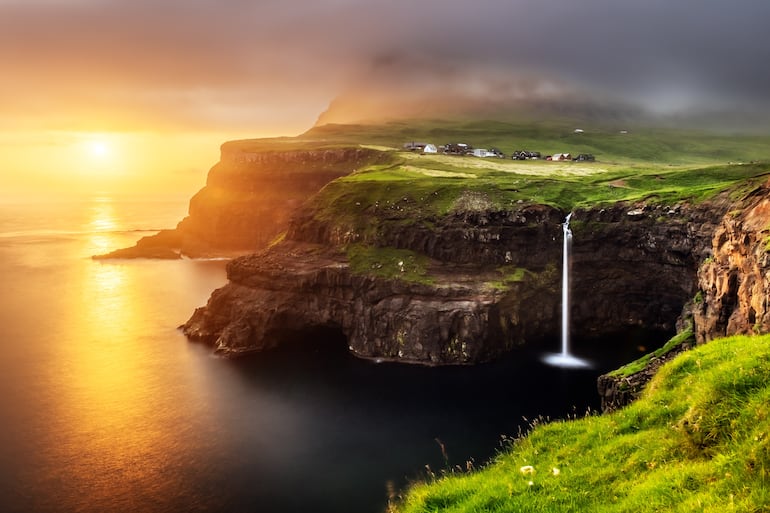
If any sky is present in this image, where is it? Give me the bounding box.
[2,0,770,195]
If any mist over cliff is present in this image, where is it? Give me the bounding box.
[313,57,770,133]
[313,64,646,128]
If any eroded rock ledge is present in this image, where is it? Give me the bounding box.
[183,241,521,363]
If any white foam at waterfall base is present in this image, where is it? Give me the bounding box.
[542,352,591,368]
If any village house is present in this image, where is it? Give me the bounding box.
[512,150,541,160]
[442,143,473,155]
[403,141,429,152]
[472,148,505,158]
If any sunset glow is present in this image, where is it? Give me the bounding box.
[2,0,769,199]
[0,130,241,198]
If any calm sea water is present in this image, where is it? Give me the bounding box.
[0,196,657,513]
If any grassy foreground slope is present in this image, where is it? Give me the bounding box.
[393,334,770,513]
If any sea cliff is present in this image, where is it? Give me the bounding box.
[181,161,752,364]
[95,144,388,258]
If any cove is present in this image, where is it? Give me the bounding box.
[213,328,669,513]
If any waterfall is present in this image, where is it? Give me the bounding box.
[543,213,590,368]
[561,212,573,358]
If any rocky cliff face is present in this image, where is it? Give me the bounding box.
[597,178,770,411]
[570,201,725,336]
[182,192,732,364]
[183,242,517,363]
[695,179,770,342]
[95,145,388,258]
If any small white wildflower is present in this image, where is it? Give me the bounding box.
[519,465,535,475]
[528,481,534,487]
[551,467,560,476]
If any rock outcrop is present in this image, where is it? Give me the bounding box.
[569,201,726,336]
[125,136,765,366]
[695,179,770,342]
[596,329,696,412]
[95,145,389,258]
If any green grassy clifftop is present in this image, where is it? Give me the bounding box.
[260,119,770,223]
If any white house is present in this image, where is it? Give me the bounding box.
[472,148,500,157]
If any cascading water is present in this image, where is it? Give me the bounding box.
[543,213,590,368]
[561,212,573,356]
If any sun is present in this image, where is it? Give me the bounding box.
[87,139,110,159]
[74,134,123,182]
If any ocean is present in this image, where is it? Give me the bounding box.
[0,196,649,513]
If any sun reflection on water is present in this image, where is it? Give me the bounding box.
[66,262,163,484]
[89,198,118,230]
[2,196,233,512]
[48,248,191,509]
[87,198,122,256]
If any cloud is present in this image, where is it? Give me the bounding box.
[2,0,770,134]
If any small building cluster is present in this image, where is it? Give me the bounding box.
[403,141,595,162]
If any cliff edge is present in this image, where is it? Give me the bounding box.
[95,144,389,258]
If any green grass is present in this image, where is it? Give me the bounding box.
[346,243,434,284]
[392,334,770,513]
[608,328,696,378]
[295,119,770,165]
[486,266,531,291]
[310,160,770,224]
[223,117,770,165]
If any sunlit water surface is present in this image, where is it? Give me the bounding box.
[0,197,660,513]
